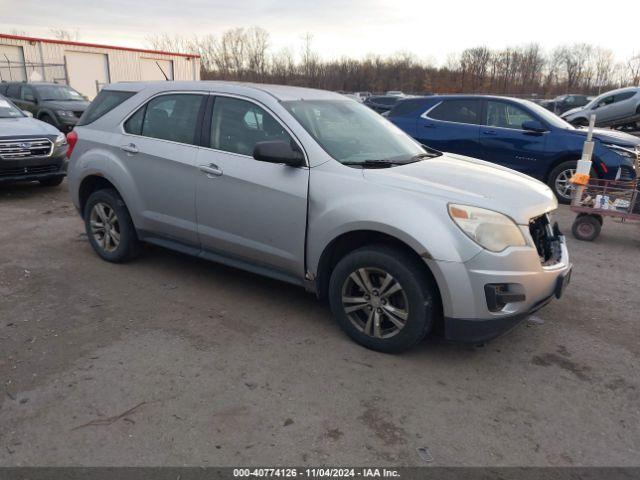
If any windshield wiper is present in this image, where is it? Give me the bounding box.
[342,160,404,168]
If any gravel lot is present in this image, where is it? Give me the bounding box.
[1,180,639,467]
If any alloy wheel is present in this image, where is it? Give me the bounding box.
[341,267,409,339]
[555,168,576,201]
[89,202,120,253]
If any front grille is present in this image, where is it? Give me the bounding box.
[0,164,59,177]
[0,138,53,160]
[529,214,562,266]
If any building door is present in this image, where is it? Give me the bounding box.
[0,44,27,82]
[140,58,174,81]
[65,51,110,99]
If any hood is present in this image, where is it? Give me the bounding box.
[571,127,640,148]
[0,116,60,138]
[43,100,89,111]
[364,153,557,224]
[561,106,583,118]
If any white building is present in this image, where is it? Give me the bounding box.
[0,33,200,99]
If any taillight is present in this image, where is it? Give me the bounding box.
[66,130,78,159]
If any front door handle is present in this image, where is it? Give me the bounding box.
[423,123,436,128]
[121,143,139,154]
[482,130,497,136]
[199,163,223,177]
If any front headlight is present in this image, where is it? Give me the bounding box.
[604,144,636,159]
[448,204,527,252]
[54,133,67,147]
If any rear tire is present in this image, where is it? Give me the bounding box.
[328,245,436,353]
[38,176,64,187]
[572,215,601,241]
[83,188,140,263]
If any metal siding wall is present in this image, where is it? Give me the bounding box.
[0,37,199,84]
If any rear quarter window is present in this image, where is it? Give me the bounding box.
[6,84,20,98]
[389,99,428,117]
[77,90,136,126]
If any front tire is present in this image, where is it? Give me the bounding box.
[83,189,140,263]
[548,161,578,204]
[39,114,59,129]
[328,245,437,353]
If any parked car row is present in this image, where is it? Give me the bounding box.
[539,94,591,115]
[387,94,639,203]
[561,86,640,130]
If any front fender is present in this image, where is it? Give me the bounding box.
[306,164,482,276]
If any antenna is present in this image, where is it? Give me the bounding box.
[155,61,169,81]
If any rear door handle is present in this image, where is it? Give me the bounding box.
[121,143,139,154]
[422,122,436,128]
[482,130,497,136]
[199,163,223,177]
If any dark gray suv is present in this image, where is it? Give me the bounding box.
[0,82,89,133]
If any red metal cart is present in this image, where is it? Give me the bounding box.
[570,178,640,241]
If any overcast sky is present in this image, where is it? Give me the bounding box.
[1,0,638,64]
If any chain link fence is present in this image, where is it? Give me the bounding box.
[0,57,68,84]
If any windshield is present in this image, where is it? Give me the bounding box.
[282,100,429,164]
[525,100,575,130]
[0,97,25,119]
[36,85,84,101]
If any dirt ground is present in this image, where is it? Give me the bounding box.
[0,180,639,467]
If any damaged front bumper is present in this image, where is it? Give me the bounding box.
[426,214,572,343]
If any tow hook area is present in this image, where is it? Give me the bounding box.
[484,283,526,312]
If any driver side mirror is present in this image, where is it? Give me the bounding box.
[253,141,305,167]
[22,110,33,118]
[522,120,547,133]
[24,94,36,103]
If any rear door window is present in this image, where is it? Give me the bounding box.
[613,91,636,102]
[124,93,205,145]
[428,99,481,125]
[77,89,136,126]
[20,85,35,101]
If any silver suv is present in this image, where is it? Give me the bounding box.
[67,82,571,352]
[562,87,640,129]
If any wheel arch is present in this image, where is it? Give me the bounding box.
[544,153,604,182]
[78,174,122,219]
[37,109,57,123]
[314,229,444,330]
[316,230,440,299]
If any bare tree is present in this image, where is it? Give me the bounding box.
[245,27,270,81]
[49,29,80,41]
[627,53,640,86]
[145,29,635,96]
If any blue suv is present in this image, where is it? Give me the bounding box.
[388,95,639,203]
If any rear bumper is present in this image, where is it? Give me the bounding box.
[0,152,67,183]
